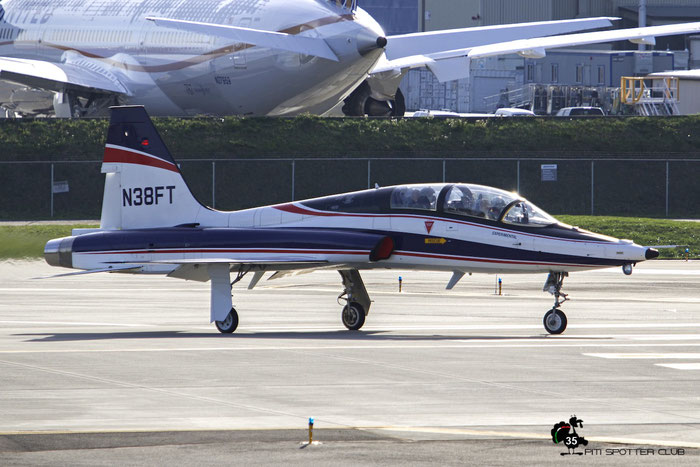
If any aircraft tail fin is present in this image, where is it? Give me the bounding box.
[100,106,208,230]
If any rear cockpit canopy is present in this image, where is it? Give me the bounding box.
[301,183,559,227]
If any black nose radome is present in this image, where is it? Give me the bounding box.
[645,248,660,260]
[376,36,387,48]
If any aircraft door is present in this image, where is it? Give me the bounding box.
[232,18,250,70]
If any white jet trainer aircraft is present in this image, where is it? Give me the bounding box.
[1,0,700,117]
[44,106,660,335]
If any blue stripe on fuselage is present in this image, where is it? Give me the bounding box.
[70,226,622,267]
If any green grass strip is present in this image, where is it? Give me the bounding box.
[0,224,97,260]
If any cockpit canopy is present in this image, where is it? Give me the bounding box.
[302,183,559,228]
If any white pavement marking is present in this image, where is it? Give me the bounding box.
[584,353,700,359]
[655,363,700,370]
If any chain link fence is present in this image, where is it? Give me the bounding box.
[1,157,698,220]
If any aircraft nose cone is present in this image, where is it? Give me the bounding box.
[645,248,660,260]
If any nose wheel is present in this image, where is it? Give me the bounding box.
[542,272,569,335]
[543,308,567,335]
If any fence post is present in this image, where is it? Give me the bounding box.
[291,160,295,201]
[367,159,371,188]
[50,163,54,218]
[442,160,446,182]
[666,160,669,218]
[590,160,595,215]
[211,161,216,208]
[516,160,520,193]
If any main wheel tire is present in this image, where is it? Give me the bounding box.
[342,302,366,331]
[543,308,567,335]
[215,308,239,334]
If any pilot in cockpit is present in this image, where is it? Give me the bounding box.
[487,196,506,220]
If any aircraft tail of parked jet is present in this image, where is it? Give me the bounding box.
[100,106,215,230]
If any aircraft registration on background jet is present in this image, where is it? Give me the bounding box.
[43,106,660,335]
[1,0,700,117]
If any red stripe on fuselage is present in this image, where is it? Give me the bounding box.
[103,146,179,173]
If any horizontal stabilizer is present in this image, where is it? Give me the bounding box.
[147,17,338,61]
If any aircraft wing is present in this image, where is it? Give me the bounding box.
[146,17,339,61]
[383,17,617,61]
[0,56,130,95]
[376,19,700,83]
[467,21,700,59]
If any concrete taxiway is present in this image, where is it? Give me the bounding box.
[1,260,699,464]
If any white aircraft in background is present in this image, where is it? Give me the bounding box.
[1,0,699,117]
[44,106,660,335]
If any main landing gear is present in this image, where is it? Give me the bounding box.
[215,308,239,334]
[206,265,373,334]
[543,272,569,335]
[338,269,371,330]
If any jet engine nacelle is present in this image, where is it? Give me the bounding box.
[0,82,54,116]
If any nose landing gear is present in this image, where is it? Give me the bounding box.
[543,272,569,335]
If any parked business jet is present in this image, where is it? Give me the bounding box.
[2,0,700,117]
[44,106,659,334]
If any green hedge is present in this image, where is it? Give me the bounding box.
[3,115,700,160]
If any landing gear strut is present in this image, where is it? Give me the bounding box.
[337,269,371,330]
[542,272,569,335]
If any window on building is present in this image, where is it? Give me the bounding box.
[597,66,605,85]
[576,65,583,83]
[526,63,535,82]
[551,64,559,83]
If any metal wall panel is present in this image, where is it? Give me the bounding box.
[482,0,556,25]
[423,0,481,31]
[553,0,578,19]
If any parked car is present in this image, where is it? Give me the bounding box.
[555,107,605,117]
[410,109,492,118]
[494,108,536,117]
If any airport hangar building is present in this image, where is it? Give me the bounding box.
[363,0,700,114]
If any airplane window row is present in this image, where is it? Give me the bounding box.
[0,28,17,40]
[43,29,134,45]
